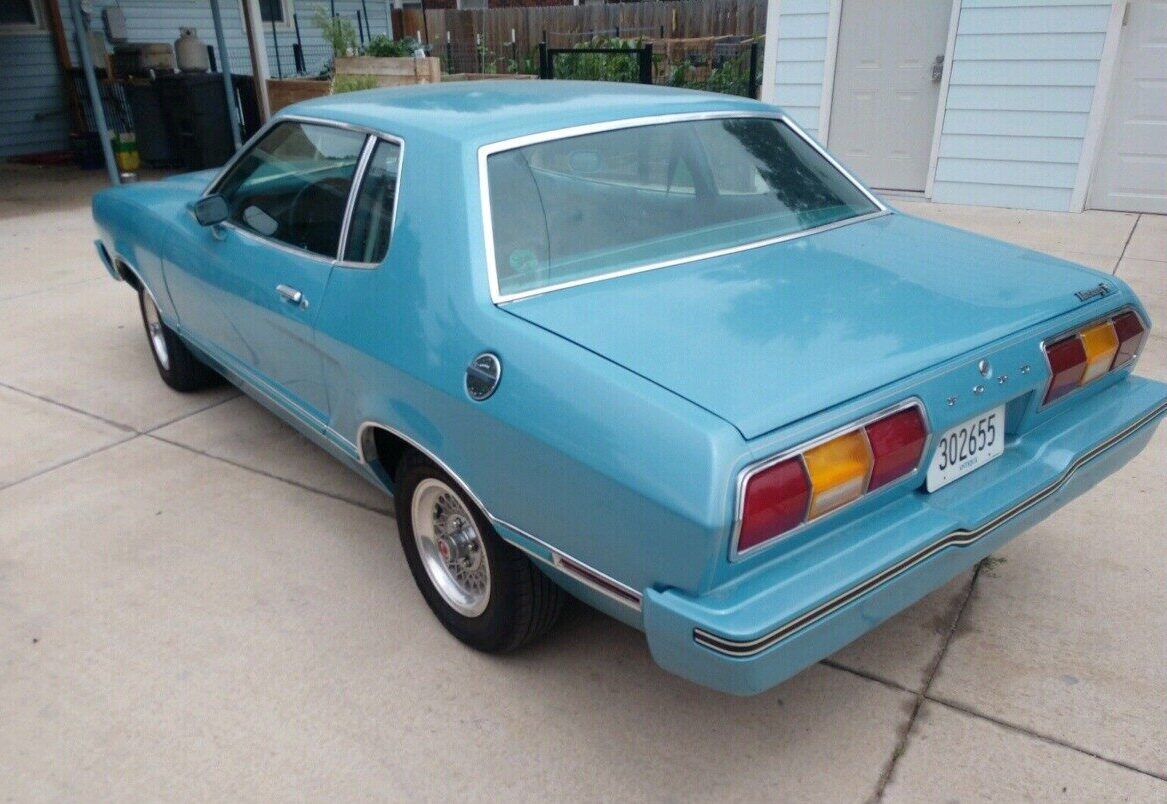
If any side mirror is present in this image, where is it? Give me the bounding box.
[192,194,229,227]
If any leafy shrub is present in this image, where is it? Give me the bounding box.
[552,37,644,83]
[365,35,420,58]
[313,6,358,60]
[331,74,380,94]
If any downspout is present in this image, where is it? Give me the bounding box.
[209,0,243,150]
[66,0,118,185]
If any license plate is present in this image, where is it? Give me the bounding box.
[926,405,1005,492]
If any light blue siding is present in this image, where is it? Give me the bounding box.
[768,0,829,136]
[0,0,397,156]
[931,0,1112,211]
[0,33,70,158]
[60,0,395,80]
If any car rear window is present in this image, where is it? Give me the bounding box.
[485,116,879,299]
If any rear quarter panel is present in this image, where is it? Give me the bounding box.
[313,133,747,596]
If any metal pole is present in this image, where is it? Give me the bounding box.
[210,0,242,151]
[360,0,371,41]
[419,0,429,47]
[747,40,759,99]
[270,8,282,79]
[357,11,364,48]
[67,0,118,184]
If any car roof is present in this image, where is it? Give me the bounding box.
[281,80,774,148]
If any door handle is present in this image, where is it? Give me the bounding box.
[276,284,307,308]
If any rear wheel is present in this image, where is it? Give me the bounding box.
[138,290,219,392]
[395,450,563,652]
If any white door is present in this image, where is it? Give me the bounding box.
[1088,1,1167,214]
[827,0,951,191]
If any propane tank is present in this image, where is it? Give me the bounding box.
[175,27,209,73]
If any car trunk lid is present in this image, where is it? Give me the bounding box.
[504,213,1111,439]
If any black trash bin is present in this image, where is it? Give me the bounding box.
[125,80,180,167]
[155,73,236,170]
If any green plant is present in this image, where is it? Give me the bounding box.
[313,6,357,60]
[552,37,644,83]
[331,74,380,94]
[365,35,419,57]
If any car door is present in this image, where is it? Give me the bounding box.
[167,119,370,426]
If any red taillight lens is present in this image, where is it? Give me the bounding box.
[1043,335,1087,405]
[865,407,928,491]
[738,457,809,552]
[1111,311,1146,370]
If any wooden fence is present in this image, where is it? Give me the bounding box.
[402,0,767,70]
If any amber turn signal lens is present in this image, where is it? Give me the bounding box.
[803,430,873,520]
[1078,321,1119,385]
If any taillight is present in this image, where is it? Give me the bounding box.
[1044,336,1087,404]
[865,407,929,491]
[1042,309,1147,406]
[736,403,927,556]
[1111,311,1146,370]
[738,458,809,552]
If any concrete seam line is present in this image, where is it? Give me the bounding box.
[871,560,984,801]
[0,434,140,493]
[825,635,1167,785]
[144,433,395,518]
[1112,213,1141,276]
[0,381,136,433]
[139,392,242,435]
[924,693,1167,784]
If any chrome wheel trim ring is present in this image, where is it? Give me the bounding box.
[411,477,491,617]
[142,294,170,371]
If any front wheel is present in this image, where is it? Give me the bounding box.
[138,289,219,392]
[395,451,563,652]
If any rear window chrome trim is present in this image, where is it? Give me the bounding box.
[477,110,890,305]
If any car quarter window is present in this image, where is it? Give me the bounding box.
[215,121,367,257]
[342,139,402,264]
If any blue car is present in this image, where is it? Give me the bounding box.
[93,82,1167,695]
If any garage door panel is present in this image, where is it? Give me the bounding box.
[1088,2,1167,214]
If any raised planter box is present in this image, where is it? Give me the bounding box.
[334,56,441,87]
[266,78,330,113]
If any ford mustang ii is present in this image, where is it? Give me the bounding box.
[92,82,1167,695]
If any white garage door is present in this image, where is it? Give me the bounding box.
[1088,1,1167,214]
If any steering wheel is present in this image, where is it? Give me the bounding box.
[287,178,350,253]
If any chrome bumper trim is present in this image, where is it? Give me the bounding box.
[694,398,1167,658]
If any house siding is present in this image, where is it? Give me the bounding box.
[930,0,1113,211]
[0,32,71,158]
[768,0,829,137]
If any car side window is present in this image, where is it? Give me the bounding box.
[342,139,402,264]
[215,121,367,257]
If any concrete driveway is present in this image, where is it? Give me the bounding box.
[2,166,1164,801]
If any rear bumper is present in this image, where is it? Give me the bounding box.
[643,376,1167,695]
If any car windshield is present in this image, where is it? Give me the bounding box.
[486,116,880,299]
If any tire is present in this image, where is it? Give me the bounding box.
[138,289,220,392]
[395,450,563,652]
